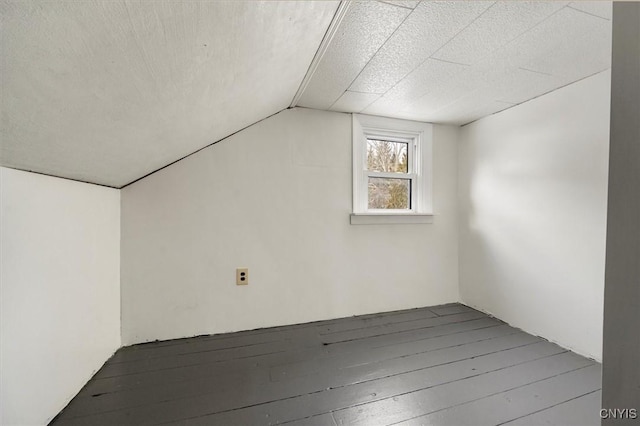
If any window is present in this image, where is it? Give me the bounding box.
[351,114,433,225]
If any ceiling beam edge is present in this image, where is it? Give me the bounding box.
[289,1,352,108]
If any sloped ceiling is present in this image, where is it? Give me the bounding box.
[296,1,612,126]
[1,1,612,187]
[0,1,338,187]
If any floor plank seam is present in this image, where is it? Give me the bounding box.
[383,363,598,426]
[493,389,602,426]
[73,328,531,406]
[110,340,289,364]
[322,315,488,345]
[90,318,496,383]
[370,323,507,349]
[68,342,566,423]
[51,305,601,426]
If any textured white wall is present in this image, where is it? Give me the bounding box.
[121,107,460,345]
[0,167,121,426]
[458,71,610,360]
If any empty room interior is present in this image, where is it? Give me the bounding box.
[1,1,639,425]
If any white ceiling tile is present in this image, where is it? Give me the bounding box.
[501,7,612,79]
[448,60,565,103]
[359,4,610,124]
[379,1,421,9]
[1,1,338,187]
[372,110,429,122]
[489,69,567,105]
[568,1,612,20]
[297,1,410,110]
[363,59,468,116]
[405,81,475,117]
[428,99,515,125]
[408,4,611,121]
[406,53,564,119]
[402,13,602,122]
[402,63,491,117]
[330,91,380,113]
[348,1,494,94]
[432,1,568,65]
[302,1,611,125]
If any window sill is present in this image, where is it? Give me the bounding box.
[350,213,434,225]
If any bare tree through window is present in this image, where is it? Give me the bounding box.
[366,139,410,209]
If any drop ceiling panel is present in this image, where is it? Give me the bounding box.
[297,1,612,126]
[404,76,480,117]
[411,5,610,121]
[568,1,612,20]
[486,69,566,105]
[348,1,494,94]
[381,1,421,10]
[330,91,380,113]
[496,7,611,79]
[405,40,582,123]
[296,1,410,110]
[401,58,500,117]
[1,1,338,187]
[432,1,568,65]
[426,99,515,125]
[364,59,468,116]
[440,66,565,112]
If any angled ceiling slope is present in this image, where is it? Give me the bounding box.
[295,1,612,126]
[0,1,338,187]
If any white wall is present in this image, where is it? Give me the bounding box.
[0,167,121,426]
[121,107,459,345]
[458,71,610,360]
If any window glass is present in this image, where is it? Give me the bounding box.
[366,139,408,173]
[368,177,410,209]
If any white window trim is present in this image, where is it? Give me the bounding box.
[351,114,433,225]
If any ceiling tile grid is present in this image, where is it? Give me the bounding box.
[298,0,612,126]
[380,1,421,10]
[510,8,612,80]
[431,1,568,65]
[405,4,610,121]
[347,1,494,94]
[330,91,381,113]
[568,1,613,20]
[427,100,516,126]
[363,58,469,116]
[296,1,410,110]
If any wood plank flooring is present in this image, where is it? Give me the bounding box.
[50,303,601,426]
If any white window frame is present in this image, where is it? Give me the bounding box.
[351,114,433,225]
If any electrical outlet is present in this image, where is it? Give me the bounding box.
[236,268,249,285]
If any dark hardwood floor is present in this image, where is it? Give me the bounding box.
[50,303,601,425]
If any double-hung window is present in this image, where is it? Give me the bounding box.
[351,114,433,225]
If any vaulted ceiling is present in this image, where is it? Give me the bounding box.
[0,1,339,187]
[0,1,612,188]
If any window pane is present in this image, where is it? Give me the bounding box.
[368,177,410,209]
[367,139,408,173]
